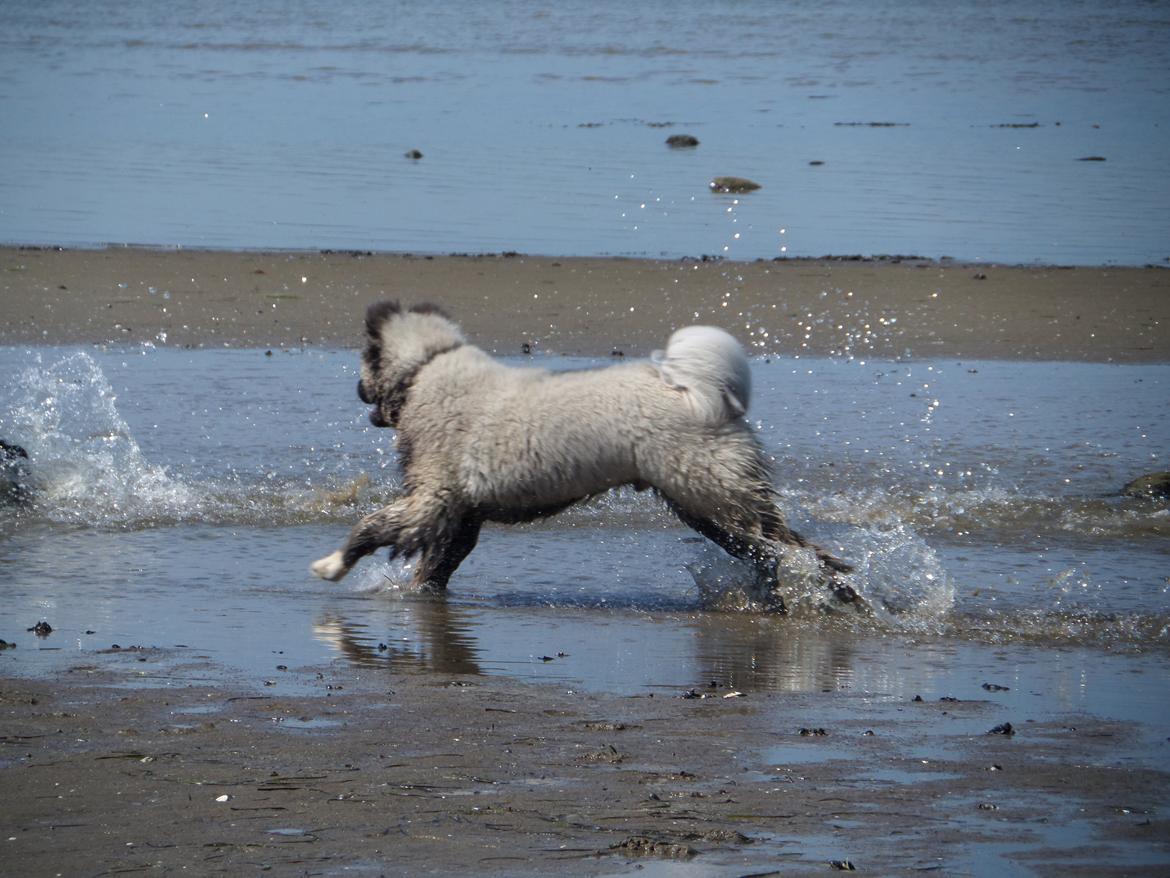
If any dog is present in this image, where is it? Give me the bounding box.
[311,302,857,611]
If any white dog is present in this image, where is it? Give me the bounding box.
[311,302,856,611]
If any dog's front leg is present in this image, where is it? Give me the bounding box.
[311,498,414,582]
[410,515,482,591]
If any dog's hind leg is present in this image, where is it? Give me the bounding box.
[409,514,482,591]
[759,505,861,605]
[658,476,859,609]
[658,492,787,611]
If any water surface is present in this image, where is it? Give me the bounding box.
[2,0,1168,263]
[1,347,1165,694]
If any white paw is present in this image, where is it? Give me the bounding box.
[310,551,348,582]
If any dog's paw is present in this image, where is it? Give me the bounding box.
[310,551,348,582]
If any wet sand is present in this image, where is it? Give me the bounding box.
[4,651,1168,876]
[1,246,1167,361]
[3,246,1170,875]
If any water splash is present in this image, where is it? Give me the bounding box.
[0,351,380,529]
[3,351,206,526]
[686,519,954,630]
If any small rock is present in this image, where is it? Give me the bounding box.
[809,160,825,166]
[404,149,423,160]
[29,621,52,637]
[610,836,696,859]
[988,722,1015,736]
[799,727,829,737]
[709,176,761,194]
[1,439,31,504]
[665,134,700,148]
[1121,472,1170,500]
[1076,155,1106,161]
[829,860,857,871]
[695,829,751,844]
[982,682,1010,692]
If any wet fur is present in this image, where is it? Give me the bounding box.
[311,302,856,610]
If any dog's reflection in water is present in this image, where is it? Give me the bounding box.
[313,599,481,676]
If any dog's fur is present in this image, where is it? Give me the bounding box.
[311,302,856,610]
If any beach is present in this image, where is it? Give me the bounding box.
[4,0,1170,872]
[2,246,1169,876]
[3,650,1167,877]
[2,246,1168,361]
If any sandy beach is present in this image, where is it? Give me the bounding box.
[4,647,1168,877]
[5,1,1170,871]
[3,246,1169,876]
[1,246,1167,361]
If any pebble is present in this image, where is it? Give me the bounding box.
[709,176,761,193]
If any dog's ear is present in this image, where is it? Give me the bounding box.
[365,301,401,338]
[408,302,452,319]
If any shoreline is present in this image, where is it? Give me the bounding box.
[2,245,1167,361]
[13,240,1166,269]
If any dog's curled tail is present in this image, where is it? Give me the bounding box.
[652,326,752,424]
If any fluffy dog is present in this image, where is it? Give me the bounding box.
[311,302,857,611]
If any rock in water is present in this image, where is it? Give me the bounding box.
[0,439,31,504]
[666,134,700,148]
[1122,472,1170,499]
[709,176,761,193]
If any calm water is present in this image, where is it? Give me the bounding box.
[2,0,1168,264]
[1,346,1167,712]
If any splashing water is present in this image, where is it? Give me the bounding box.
[0,351,381,529]
[3,352,207,527]
[687,518,954,630]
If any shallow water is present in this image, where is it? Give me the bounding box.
[1,345,1166,703]
[2,0,1168,264]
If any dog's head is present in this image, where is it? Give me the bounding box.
[358,301,464,428]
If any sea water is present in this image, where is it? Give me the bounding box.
[1,346,1166,728]
[1,0,1168,264]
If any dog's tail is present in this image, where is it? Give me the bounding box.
[651,326,752,424]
